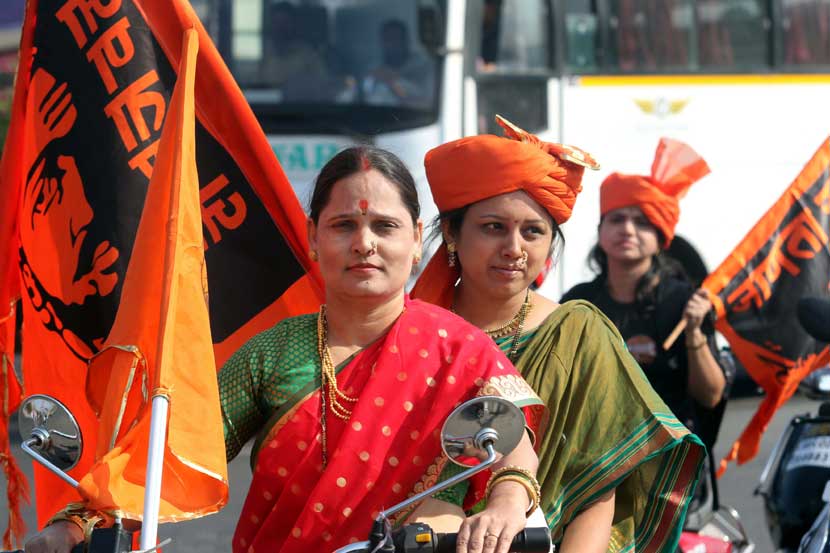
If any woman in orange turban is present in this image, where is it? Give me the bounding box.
[413,118,705,553]
[561,138,726,440]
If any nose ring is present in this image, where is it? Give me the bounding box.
[518,250,528,268]
[369,240,377,252]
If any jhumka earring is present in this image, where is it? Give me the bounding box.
[447,242,457,267]
[309,250,319,261]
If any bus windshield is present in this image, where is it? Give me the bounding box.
[198,0,443,136]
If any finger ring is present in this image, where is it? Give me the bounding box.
[485,532,499,539]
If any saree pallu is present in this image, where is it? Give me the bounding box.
[232,298,545,553]
[515,301,704,552]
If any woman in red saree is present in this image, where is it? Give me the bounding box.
[225,295,545,553]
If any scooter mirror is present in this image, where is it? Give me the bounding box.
[18,394,83,471]
[441,396,525,468]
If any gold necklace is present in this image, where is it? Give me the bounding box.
[452,290,532,361]
[505,291,532,361]
[452,290,532,338]
[317,305,359,467]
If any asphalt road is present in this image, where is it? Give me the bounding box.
[0,394,819,552]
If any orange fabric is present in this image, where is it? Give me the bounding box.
[0,0,35,541]
[600,138,710,247]
[77,30,228,520]
[411,118,590,307]
[0,0,323,528]
[136,0,323,367]
[702,137,830,475]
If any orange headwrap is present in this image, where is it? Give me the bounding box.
[600,138,710,248]
[412,116,597,307]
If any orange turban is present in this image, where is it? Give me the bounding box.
[600,138,710,248]
[412,116,597,307]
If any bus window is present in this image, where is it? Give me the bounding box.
[607,0,694,72]
[565,0,600,72]
[358,18,437,109]
[697,1,770,69]
[475,0,551,135]
[232,0,264,82]
[201,0,443,135]
[781,0,830,66]
[479,0,550,72]
[258,2,328,93]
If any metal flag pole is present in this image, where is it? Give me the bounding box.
[139,394,170,550]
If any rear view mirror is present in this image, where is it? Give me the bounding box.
[19,394,83,471]
[441,395,525,467]
[800,367,830,400]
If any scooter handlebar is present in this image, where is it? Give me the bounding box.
[434,527,551,553]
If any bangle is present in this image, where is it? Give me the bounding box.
[47,503,112,543]
[488,474,540,515]
[485,465,541,517]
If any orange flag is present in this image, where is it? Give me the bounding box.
[703,138,830,474]
[0,3,34,545]
[77,28,227,519]
[0,0,322,535]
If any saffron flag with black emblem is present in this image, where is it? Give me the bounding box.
[0,0,323,543]
[702,138,830,474]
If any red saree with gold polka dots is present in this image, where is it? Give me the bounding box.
[231,298,545,553]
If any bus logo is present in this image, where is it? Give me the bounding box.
[634,98,690,118]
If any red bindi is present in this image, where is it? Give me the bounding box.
[359,199,369,215]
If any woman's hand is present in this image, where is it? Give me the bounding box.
[456,480,529,553]
[683,288,727,408]
[683,288,712,331]
[24,520,84,553]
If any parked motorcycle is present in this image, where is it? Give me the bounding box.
[755,296,830,553]
[5,394,551,553]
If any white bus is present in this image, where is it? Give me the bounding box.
[194,0,830,297]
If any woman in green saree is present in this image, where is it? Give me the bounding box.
[412,117,705,552]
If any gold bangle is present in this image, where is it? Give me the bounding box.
[485,466,542,516]
[489,464,538,482]
[47,503,111,542]
[46,512,85,535]
[487,466,541,491]
[488,474,540,516]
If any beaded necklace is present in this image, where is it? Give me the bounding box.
[453,289,532,362]
[316,304,358,467]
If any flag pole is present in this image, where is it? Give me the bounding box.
[662,320,687,350]
[139,394,170,550]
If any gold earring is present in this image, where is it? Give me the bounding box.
[413,253,422,264]
[447,242,457,267]
[309,250,318,261]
